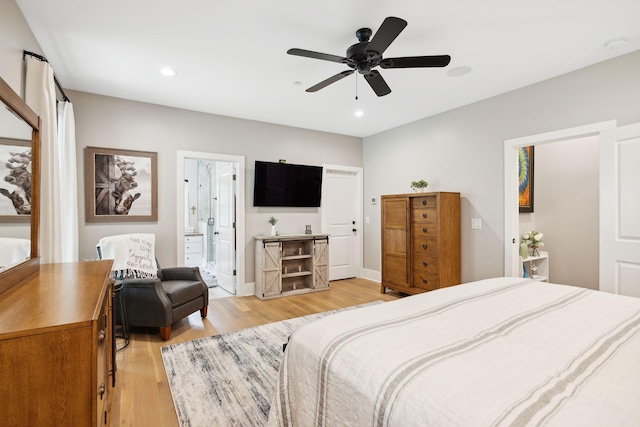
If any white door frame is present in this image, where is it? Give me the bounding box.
[503,121,616,278]
[177,150,246,295]
[321,164,364,278]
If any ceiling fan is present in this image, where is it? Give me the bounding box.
[287,17,451,97]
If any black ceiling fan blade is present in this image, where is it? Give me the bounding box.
[380,55,451,69]
[306,70,354,92]
[287,48,348,64]
[364,70,391,97]
[366,17,408,55]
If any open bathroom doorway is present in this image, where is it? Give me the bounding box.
[177,151,245,298]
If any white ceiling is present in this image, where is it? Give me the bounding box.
[15,0,640,138]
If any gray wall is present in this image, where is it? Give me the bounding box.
[363,51,640,283]
[534,136,599,289]
[0,0,41,93]
[69,90,362,282]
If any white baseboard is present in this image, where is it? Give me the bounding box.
[361,268,381,283]
[238,281,255,297]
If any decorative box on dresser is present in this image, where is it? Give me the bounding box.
[381,192,461,294]
[255,234,329,299]
[0,260,115,426]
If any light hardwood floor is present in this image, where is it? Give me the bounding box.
[110,278,402,426]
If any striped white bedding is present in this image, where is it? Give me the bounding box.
[267,277,640,426]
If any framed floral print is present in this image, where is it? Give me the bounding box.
[518,146,534,213]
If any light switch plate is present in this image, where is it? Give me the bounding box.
[471,218,482,229]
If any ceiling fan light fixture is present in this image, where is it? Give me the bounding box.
[160,67,178,77]
[603,37,627,50]
[287,17,451,97]
[446,66,472,77]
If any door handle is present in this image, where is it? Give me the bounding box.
[352,228,357,232]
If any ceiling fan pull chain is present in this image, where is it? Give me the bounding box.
[355,72,358,100]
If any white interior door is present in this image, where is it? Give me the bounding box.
[216,162,236,294]
[322,166,362,280]
[600,122,640,296]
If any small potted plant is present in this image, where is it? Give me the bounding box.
[268,216,278,236]
[410,180,428,192]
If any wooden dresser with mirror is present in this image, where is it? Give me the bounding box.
[0,76,115,425]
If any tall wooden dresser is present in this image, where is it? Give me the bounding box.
[0,260,115,426]
[381,192,461,294]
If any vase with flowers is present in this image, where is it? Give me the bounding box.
[268,216,278,236]
[521,230,544,256]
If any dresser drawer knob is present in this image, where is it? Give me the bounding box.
[422,200,427,205]
[422,244,428,249]
[422,278,428,284]
[98,329,106,345]
[422,261,428,267]
[422,213,427,218]
[422,227,428,233]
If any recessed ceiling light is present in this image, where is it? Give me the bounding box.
[354,110,364,117]
[160,67,177,77]
[604,37,627,50]
[293,81,302,86]
[446,66,472,77]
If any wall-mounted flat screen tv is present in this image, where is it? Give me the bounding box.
[254,161,323,207]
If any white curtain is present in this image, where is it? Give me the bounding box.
[25,57,79,263]
[57,101,79,261]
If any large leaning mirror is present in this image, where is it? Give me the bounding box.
[0,76,40,293]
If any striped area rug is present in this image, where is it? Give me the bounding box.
[161,301,383,427]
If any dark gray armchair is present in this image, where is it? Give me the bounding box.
[117,260,209,340]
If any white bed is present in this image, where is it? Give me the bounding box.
[267,277,640,426]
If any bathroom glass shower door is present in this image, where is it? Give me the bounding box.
[197,160,216,270]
